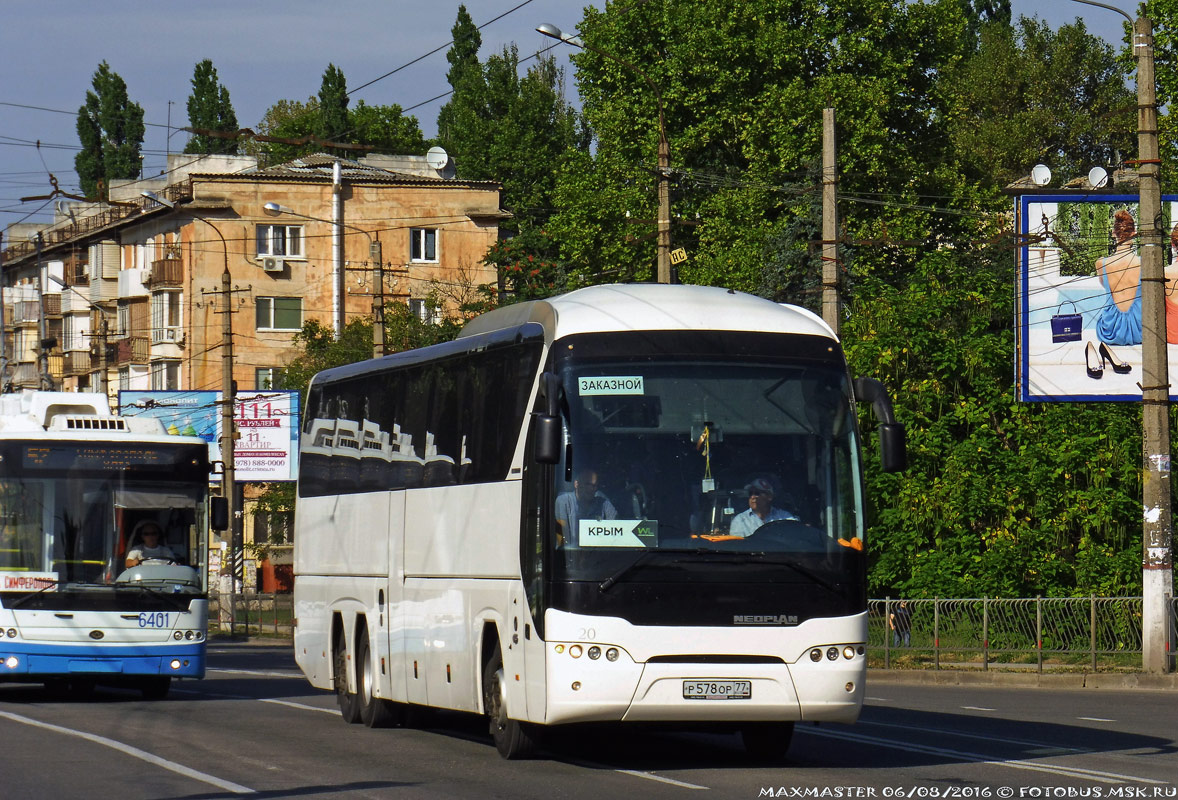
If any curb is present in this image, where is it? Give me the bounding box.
[867,668,1178,691]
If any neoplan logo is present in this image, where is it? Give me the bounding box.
[733,614,798,625]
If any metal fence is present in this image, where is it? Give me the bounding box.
[871,597,1178,672]
[208,591,294,638]
[206,593,1177,672]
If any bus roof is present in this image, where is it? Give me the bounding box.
[458,284,835,342]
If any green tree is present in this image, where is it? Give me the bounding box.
[436,4,483,147]
[349,101,427,154]
[74,61,146,199]
[945,18,1135,188]
[184,59,239,155]
[317,63,350,155]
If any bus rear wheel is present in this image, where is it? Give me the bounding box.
[358,632,403,728]
[334,630,362,724]
[483,648,538,759]
[741,721,794,761]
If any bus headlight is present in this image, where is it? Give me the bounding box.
[5,628,16,638]
[569,645,583,658]
[4,656,18,669]
[174,631,184,640]
[185,630,195,640]
[843,646,856,659]
[826,647,839,661]
[605,648,619,662]
[587,646,601,660]
[810,648,822,662]
[169,659,182,670]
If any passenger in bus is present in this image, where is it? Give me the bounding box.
[125,521,178,567]
[555,468,618,545]
[728,478,798,537]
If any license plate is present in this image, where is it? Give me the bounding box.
[682,680,751,700]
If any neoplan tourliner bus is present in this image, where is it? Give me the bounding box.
[293,284,905,758]
[0,391,227,698]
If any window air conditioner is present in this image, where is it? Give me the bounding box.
[261,256,285,273]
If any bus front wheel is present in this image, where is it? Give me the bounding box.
[483,648,538,759]
[334,630,362,724]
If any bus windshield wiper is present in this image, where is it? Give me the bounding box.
[598,548,700,592]
[7,579,61,609]
[749,553,843,596]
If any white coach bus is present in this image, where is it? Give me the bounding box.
[293,284,905,758]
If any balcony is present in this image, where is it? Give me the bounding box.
[146,258,184,289]
[115,336,149,365]
[14,301,39,324]
[63,351,94,376]
[42,294,61,317]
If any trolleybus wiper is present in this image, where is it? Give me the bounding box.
[6,579,61,609]
[115,583,190,611]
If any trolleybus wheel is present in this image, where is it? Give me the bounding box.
[334,630,362,724]
[741,721,794,761]
[483,647,538,759]
[140,676,171,700]
[358,632,402,728]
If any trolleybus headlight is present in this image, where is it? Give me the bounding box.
[4,656,18,669]
[826,647,839,661]
[569,645,583,658]
[843,646,856,660]
[5,628,16,638]
[169,659,182,670]
[605,648,619,662]
[195,631,203,641]
[810,648,822,662]
[185,630,194,640]
[857,645,865,655]
[587,646,601,660]
[173,631,184,640]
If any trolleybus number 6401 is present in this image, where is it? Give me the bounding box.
[138,612,170,628]
[682,680,752,700]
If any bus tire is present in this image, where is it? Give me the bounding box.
[358,632,402,728]
[483,647,538,759]
[140,676,171,700]
[334,630,362,724]
[741,721,794,761]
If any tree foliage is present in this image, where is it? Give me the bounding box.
[184,59,239,155]
[74,61,145,200]
[317,63,350,156]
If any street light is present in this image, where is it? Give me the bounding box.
[141,190,243,629]
[263,202,385,354]
[537,23,673,284]
[1060,0,1172,674]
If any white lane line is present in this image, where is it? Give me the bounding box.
[614,770,708,790]
[857,720,1089,753]
[207,668,302,678]
[260,698,340,715]
[0,710,254,794]
[800,726,1165,785]
[1078,717,1115,722]
[866,697,891,702]
[961,706,996,711]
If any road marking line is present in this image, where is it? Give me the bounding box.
[260,698,340,715]
[800,726,1165,785]
[1078,717,1115,722]
[857,720,1089,753]
[614,770,707,789]
[865,697,891,702]
[207,668,301,678]
[0,710,254,794]
[961,706,996,711]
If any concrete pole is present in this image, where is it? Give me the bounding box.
[1134,16,1173,674]
[372,240,384,357]
[822,108,840,336]
[220,264,238,630]
[332,160,343,336]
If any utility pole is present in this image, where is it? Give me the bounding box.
[822,108,840,337]
[371,240,385,357]
[1134,15,1173,674]
[35,234,53,390]
[656,113,672,285]
[219,265,239,630]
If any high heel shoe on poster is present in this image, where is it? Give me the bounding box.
[1099,342,1132,374]
[1086,342,1104,379]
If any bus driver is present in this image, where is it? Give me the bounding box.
[729,478,797,537]
[125,522,177,567]
[555,468,617,545]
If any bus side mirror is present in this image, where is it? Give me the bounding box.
[533,414,561,464]
[210,496,229,531]
[853,377,907,473]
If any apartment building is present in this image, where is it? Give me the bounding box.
[0,152,503,401]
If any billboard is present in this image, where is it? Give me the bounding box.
[1017,194,1178,401]
[119,390,300,482]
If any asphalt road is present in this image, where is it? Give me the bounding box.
[0,640,1173,799]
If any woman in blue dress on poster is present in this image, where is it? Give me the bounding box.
[1095,209,1142,346]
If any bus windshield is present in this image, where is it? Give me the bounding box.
[0,442,209,595]
[550,331,864,587]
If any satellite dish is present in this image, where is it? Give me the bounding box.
[1088,166,1109,189]
[426,146,449,171]
[1031,164,1052,187]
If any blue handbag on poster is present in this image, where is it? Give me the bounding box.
[1050,301,1082,342]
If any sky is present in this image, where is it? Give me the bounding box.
[0,0,1133,229]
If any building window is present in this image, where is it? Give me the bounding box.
[256,367,286,390]
[409,228,437,262]
[254,510,293,545]
[119,367,130,392]
[116,303,130,337]
[408,298,441,324]
[150,291,182,343]
[150,360,179,390]
[256,297,303,331]
[256,225,303,258]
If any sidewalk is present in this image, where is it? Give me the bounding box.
[868,668,1178,691]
